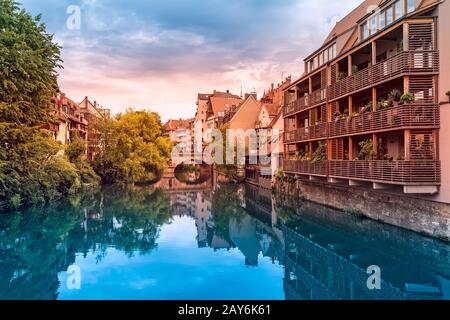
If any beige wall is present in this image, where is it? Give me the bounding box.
[258,108,272,127]
[196,99,209,132]
[228,97,261,131]
[56,121,68,145]
[434,0,450,203]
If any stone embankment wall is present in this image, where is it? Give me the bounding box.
[275,179,450,241]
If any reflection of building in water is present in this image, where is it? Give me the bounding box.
[170,190,213,248]
[230,216,261,266]
[194,191,212,248]
[243,182,450,300]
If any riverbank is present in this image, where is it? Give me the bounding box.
[273,177,450,242]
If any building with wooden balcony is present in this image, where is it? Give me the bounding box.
[50,93,88,151]
[282,0,450,202]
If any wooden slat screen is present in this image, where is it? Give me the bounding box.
[410,130,434,160]
[408,22,434,51]
[409,76,435,104]
[330,139,344,160]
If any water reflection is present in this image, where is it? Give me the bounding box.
[0,183,449,300]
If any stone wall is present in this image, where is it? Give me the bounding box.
[275,179,450,241]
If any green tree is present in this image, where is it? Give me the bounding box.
[93,109,173,184]
[0,1,84,210]
[66,136,100,185]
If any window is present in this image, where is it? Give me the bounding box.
[369,15,377,35]
[386,6,393,25]
[361,22,369,40]
[407,0,416,13]
[324,49,329,63]
[394,0,403,20]
[379,10,386,29]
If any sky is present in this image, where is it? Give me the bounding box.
[20,0,364,122]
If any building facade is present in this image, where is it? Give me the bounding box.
[282,0,450,203]
[49,93,88,150]
[78,96,111,162]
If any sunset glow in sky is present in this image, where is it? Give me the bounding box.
[22,0,364,121]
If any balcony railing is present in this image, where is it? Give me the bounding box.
[285,103,438,143]
[328,103,439,138]
[310,88,327,107]
[284,122,328,143]
[284,88,328,117]
[284,96,308,117]
[329,160,441,185]
[283,160,441,185]
[283,160,328,177]
[329,50,439,100]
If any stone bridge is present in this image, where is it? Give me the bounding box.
[153,165,214,191]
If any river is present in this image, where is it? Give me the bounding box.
[0,182,449,300]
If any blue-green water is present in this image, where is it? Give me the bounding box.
[0,184,449,300]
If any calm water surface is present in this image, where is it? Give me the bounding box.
[0,183,449,300]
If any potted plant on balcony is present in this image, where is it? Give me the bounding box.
[351,65,359,75]
[388,89,402,107]
[358,139,374,161]
[347,112,359,122]
[400,93,415,104]
[337,71,346,81]
[361,101,373,113]
[377,99,392,110]
[311,141,327,163]
[446,91,450,102]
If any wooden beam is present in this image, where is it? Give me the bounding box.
[348,137,353,160]
[404,129,411,161]
[403,76,410,94]
[373,133,378,160]
[371,41,377,65]
[403,22,409,51]
[372,87,377,111]
[433,129,438,160]
[348,55,353,76]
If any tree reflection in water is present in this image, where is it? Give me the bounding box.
[0,187,173,300]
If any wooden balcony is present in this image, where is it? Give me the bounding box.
[284,96,308,117]
[284,123,328,143]
[283,160,328,177]
[328,104,439,138]
[328,160,441,185]
[283,88,327,117]
[283,160,441,186]
[329,50,439,101]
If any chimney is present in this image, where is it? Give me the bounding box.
[226,89,230,94]
[271,83,274,91]
[94,100,97,108]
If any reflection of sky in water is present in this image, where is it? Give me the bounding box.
[58,216,285,300]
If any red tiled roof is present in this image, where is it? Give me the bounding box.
[163,119,194,131]
[207,91,243,118]
[262,103,280,117]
